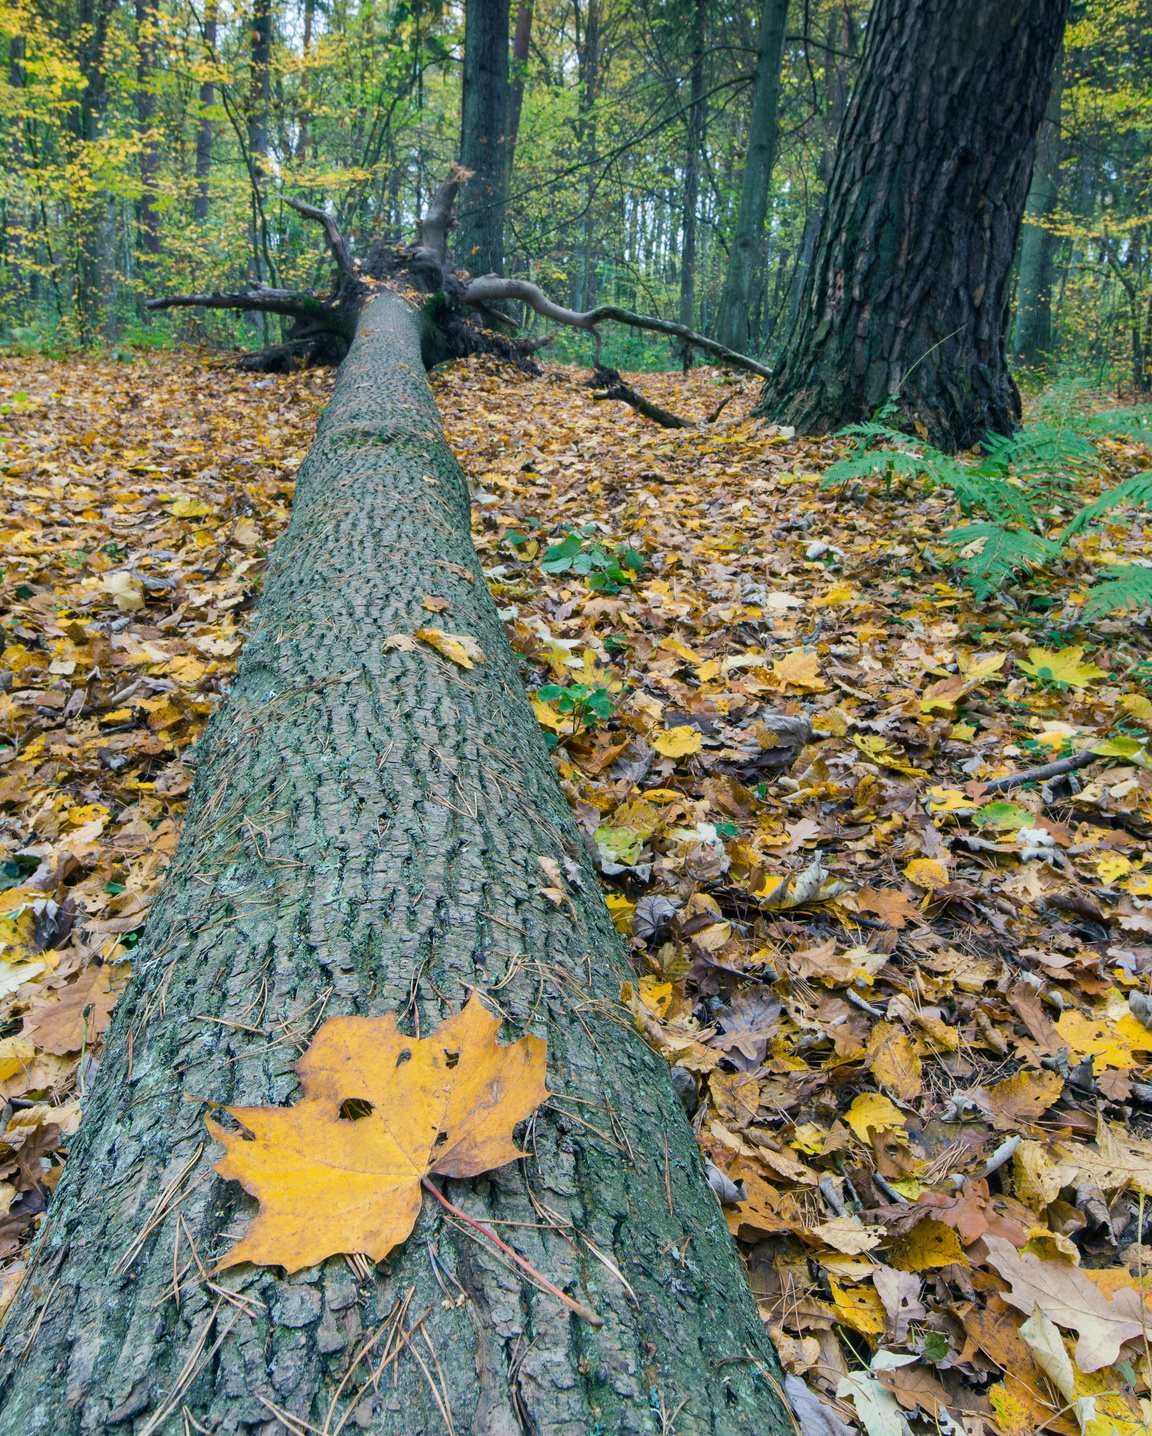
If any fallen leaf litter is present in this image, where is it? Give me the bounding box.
[1,349,1152,1433]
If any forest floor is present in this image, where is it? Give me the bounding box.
[0,347,1151,1435]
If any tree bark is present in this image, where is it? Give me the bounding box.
[678,0,706,351]
[714,0,789,353]
[1012,49,1063,366]
[506,0,532,179]
[248,0,272,340]
[193,2,217,224]
[0,290,792,1436]
[458,0,510,277]
[136,0,162,260]
[755,0,1070,451]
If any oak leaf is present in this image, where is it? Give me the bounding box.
[983,1232,1146,1372]
[208,993,547,1273]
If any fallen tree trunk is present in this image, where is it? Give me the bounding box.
[0,292,793,1435]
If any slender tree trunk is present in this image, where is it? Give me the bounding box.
[715,0,789,352]
[506,0,532,178]
[0,290,792,1436]
[297,0,313,163]
[576,0,601,310]
[458,0,510,276]
[6,34,25,309]
[756,0,1069,450]
[1012,48,1063,366]
[678,0,705,352]
[248,0,272,340]
[136,0,161,260]
[75,0,117,342]
[193,3,217,223]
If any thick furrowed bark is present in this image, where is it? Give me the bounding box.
[0,294,790,1436]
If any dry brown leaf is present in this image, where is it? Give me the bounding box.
[986,1069,1064,1132]
[22,965,121,1055]
[208,992,547,1273]
[421,594,450,612]
[983,1231,1146,1372]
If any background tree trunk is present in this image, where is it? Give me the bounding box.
[755,0,1070,451]
[506,0,532,179]
[715,0,789,352]
[678,0,706,352]
[458,0,510,276]
[136,0,161,260]
[0,290,792,1436]
[1012,48,1063,366]
[248,0,272,341]
[193,2,217,224]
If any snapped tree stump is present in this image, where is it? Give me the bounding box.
[0,292,793,1436]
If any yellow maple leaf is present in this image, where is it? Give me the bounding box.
[1017,646,1109,688]
[771,649,827,691]
[208,993,547,1273]
[652,725,702,758]
[414,627,485,669]
[1097,853,1132,884]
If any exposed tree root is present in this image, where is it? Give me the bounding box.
[148,172,769,381]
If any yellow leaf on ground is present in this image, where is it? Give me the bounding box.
[865,1022,923,1100]
[986,1069,1064,1131]
[1054,1009,1151,1070]
[208,992,547,1273]
[1017,646,1108,689]
[903,857,949,891]
[844,1092,907,1143]
[886,1218,967,1272]
[652,725,702,758]
[811,1215,882,1254]
[771,650,827,691]
[827,1279,886,1336]
[414,627,485,668]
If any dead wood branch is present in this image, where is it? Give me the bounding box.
[588,365,695,429]
[462,276,773,379]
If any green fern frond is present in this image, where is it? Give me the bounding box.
[1081,404,1152,448]
[1066,471,1152,534]
[1081,563,1152,620]
[819,446,934,490]
[935,524,1062,601]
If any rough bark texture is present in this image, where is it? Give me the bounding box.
[458,0,510,277]
[714,0,789,353]
[0,291,792,1436]
[1012,54,1063,366]
[755,0,1070,451]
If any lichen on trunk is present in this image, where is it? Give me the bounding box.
[0,293,792,1436]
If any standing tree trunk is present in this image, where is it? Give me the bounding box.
[714,0,789,352]
[575,0,601,310]
[135,0,161,260]
[506,0,532,179]
[248,0,272,341]
[755,0,1070,451]
[457,0,510,276]
[193,1,217,223]
[0,288,793,1436]
[1012,48,1063,366]
[678,0,706,352]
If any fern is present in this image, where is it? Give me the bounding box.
[934,525,1063,601]
[1066,470,1152,534]
[1081,563,1152,620]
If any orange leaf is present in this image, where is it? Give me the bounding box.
[207,992,547,1273]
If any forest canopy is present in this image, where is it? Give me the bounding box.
[0,0,1149,384]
